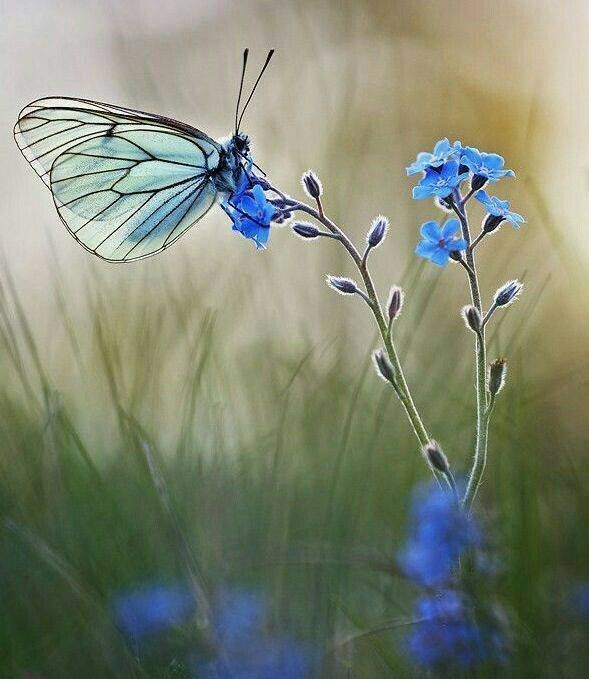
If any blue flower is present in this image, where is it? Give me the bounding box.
[475,190,525,230]
[460,147,515,186]
[406,591,506,670]
[570,582,589,620]
[112,582,196,642]
[415,219,468,267]
[407,138,462,175]
[227,183,275,249]
[194,588,315,679]
[412,160,469,200]
[398,482,481,587]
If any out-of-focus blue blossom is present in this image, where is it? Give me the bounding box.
[412,161,469,200]
[415,219,468,267]
[406,138,462,175]
[227,183,275,249]
[570,582,589,620]
[194,588,315,679]
[475,190,525,230]
[460,147,515,186]
[112,582,196,642]
[398,482,481,587]
[406,591,506,671]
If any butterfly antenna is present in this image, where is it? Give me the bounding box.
[236,49,274,133]
[235,49,249,134]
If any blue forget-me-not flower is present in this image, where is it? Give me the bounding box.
[398,482,481,587]
[412,161,469,200]
[112,582,196,642]
[406,591,506,671]
[406,138,463,175]
[475,190,525,230]
[194,588,315,679]
[460,147,515,187]
[227,183,276,249]
[415,219,468,267]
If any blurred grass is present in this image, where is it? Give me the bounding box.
[0,241,588,676]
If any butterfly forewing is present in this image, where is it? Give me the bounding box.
[14,97,224,261]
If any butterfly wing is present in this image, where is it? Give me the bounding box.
[14,97,222,261]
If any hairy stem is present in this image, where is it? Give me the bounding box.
[452,192,489,511]
[288,198,440,481]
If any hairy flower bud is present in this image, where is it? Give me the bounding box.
[423,440,450,474]
[387,285,404,322]
[482,213,505,234]
[301,170,322,200]
[292,222,320,239]
[494,280,523,307]
[373,348,396,384]
[367,215,389,249]
[326,276,359,295]
[461,305,482,333]
[489,358,507,397]
[471,174,488,191]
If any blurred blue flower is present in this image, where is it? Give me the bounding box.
[415,219,468,267]
[227,183,275,249]
[460,147,515,186]
[194,588,315,679]
[113,582,196,642]
[475,190,525,229]
[406,591,506,670]
[412,161,469,200]
[570,582,589,620]
[406,138,462,175]
[398,482,481,587]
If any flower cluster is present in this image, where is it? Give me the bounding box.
[112,582,314,677]
[398,483,507,671]
[407,138,524,266]
[224,167,283,249]
[195,588,315,678]
[406,591,507,671]
[398,482,480,587]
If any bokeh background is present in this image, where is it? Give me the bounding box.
[1,0,588,677]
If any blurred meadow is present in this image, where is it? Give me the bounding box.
[1,0,589,676]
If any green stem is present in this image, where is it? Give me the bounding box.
[291,200,439,480]
[452,193,489,511]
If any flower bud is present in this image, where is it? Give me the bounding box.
[326,276,359,295]
[494,280,523,307]
[461,304,482,333]
[367,215,388,249]
[471,174,488,191]
[301,170,322,200]
[387,285,404,322]
[372,348,396,384]
[436,194,455,211]
[423,440,450,474]
[292,222,320,239]
[489,358,507,397]
[482,213,504,234]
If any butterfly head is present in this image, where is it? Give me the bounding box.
[232,132,251,157]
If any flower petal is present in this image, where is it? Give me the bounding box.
[420,221,441,241]
[483,153,504,169]
[431,248,451,266]
[442,219,461,239]
[415,240,438,258]
[412,184,433,200]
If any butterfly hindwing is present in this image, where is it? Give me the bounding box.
[14,97,223,261]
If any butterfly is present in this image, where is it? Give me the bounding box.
[13,49,274,262]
